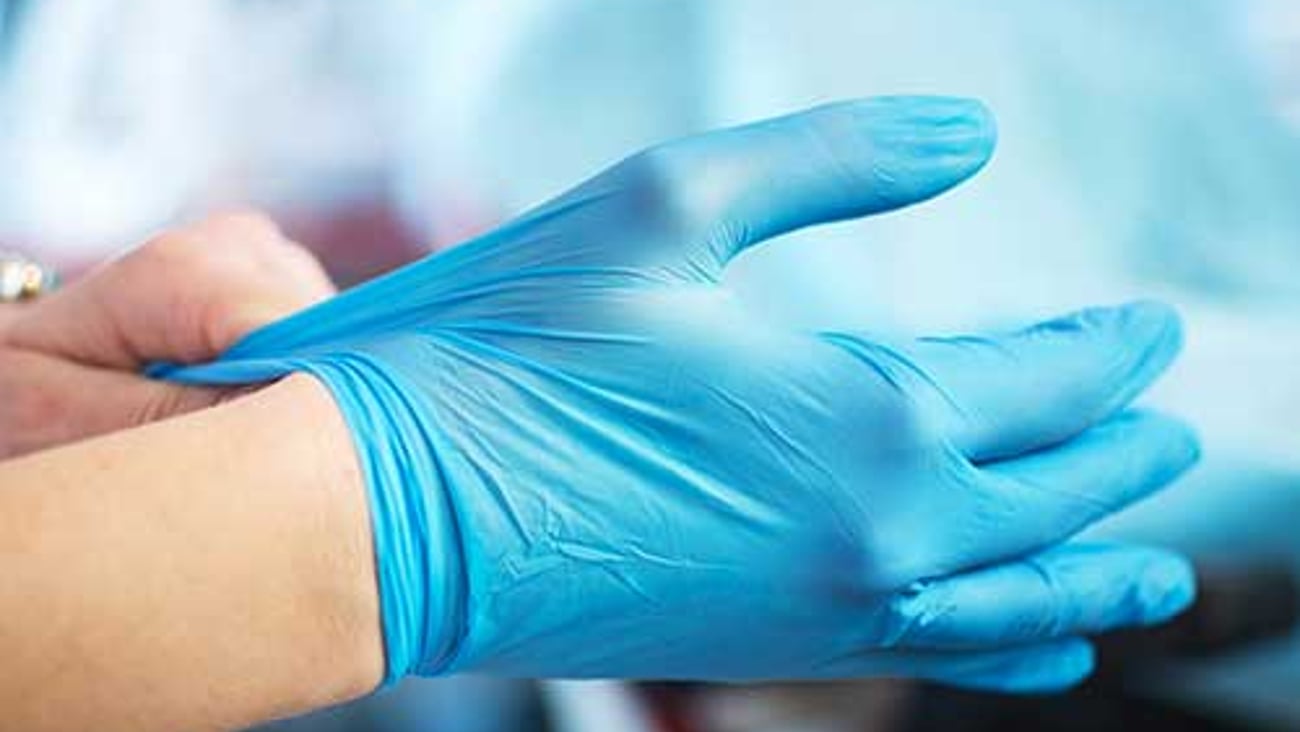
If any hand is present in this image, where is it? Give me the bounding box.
[167,97,1200,692]
[0,213,334,458]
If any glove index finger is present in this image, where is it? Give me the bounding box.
[905,300,1184,463]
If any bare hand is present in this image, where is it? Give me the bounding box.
[0,212,335,458]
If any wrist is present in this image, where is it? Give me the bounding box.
[155,349,463,684]
[0,373,383,730]
[248,373,385,696]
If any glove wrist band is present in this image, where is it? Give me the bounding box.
[305,356,467,686]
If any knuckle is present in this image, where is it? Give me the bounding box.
[207,208,280,236]
[823,513,930,597]
[257,235,331,287]
[124,232,218,307]
[625,142,689,191]
[130,212,320,304]
[618,143,718,234]
[136,228,203,265]
[1020,557,1071,638]
[818,335,942,453]
[853,537,929,595]
[873,388,936,454]
[620,146,688,216]
[136,210,283,266]
[199,212,328,289]
[203,210,288,253]
[801,105,906,206]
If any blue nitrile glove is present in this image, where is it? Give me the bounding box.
[161,97,1199,692]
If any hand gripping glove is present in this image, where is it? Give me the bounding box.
[163,97,1199,692]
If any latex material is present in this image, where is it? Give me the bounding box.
[160,97,1199,692]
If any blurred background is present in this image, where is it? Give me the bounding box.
[3,1,1300,730]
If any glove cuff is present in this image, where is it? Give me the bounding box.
[303,354,468,686]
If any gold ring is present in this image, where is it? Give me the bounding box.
[0,254,59,302]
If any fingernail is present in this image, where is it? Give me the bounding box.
[873,95,993,124]
[1140,556,1197,623]
[845,96,997,203]
[1117,301,1186,381]
[1057,301,1182,363]
[869,96,997,157]
[1118,299,1182,342]
[1058,639,1097,684]
[1076,299,1175,333]
[1025,639,1096,693]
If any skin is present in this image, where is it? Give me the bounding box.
[0,374,382,731]
[0,213,383,730]
[0,193,1196,725]
[0,212,335,457]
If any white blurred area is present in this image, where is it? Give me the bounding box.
[2,2,337,247]
[5,1,1300,729]
[0,0,424,278]
[1248,0,1300,130]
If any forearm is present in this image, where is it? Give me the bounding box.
[0,375,382,731]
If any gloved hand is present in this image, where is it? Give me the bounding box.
[163,96,1199,692]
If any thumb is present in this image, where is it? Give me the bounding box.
[581,95,996,274]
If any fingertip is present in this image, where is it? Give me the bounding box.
[1034,300,1180,350]
[1122,409,1203,477]
[1172,417,1203,469]
[1117,299,1184,361]
[860,95,996,135]
[1006,639,1097,694]
[997,300,1183,426]
[1045,300,1181,366]
[1118,298,1181,328]
[1041,641,1096,693]
[1116,405,1200,446]
[1097,301,1184,397]
[953,104,998,182]
[1138,552,1198,625]
[955,639,1097,695]
[1069,411,1202,506]
[1068,543,1197,629]
[835,95,998,206]
[943,97,998,168]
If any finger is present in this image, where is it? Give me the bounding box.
[7,211,334,369]
[576,96,995,273]
[919,639,1096,693]
[0,349,221,458]
[877,543,1194,651]
[818,638,1096,693]
[193,214,338,352]
[0,301,32,335]
[901,300,1184,462]
[958,410,1200,568]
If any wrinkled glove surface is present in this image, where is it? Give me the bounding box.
[163,97,1199,692]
